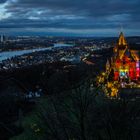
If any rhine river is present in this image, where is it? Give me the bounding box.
[0,43,73,62]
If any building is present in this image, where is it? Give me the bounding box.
[0,35,4,43]
[0,35,7,43]
[106,32,140,81]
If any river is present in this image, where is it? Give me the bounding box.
[0,43,74,62]
[0,47,52,62]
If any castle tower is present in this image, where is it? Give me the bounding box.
[118,32,127,46]
[109,31,138,81]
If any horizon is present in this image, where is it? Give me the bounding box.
[1,33,140,38]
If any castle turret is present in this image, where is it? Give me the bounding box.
[118,32,127,46]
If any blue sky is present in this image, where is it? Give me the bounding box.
[0,0,140,36]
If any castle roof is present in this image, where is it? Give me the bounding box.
[118,32,127,46]
[115,32,135,61]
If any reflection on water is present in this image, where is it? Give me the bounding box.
[54,43,73,48]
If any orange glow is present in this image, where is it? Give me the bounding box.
[118,32,127,46]
[107,32,140,81]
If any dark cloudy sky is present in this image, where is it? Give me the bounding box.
[0,0,139,36]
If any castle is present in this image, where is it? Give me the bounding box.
[106,32,140,81]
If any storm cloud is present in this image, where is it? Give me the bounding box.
[0,0,139,36]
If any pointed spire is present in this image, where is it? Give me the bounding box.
[106,59,110,66]
[118,32,127,46]
[106,59,110,72]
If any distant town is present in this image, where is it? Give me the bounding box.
[0,34,112,70]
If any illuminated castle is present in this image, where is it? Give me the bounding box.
[106,32,140,81]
